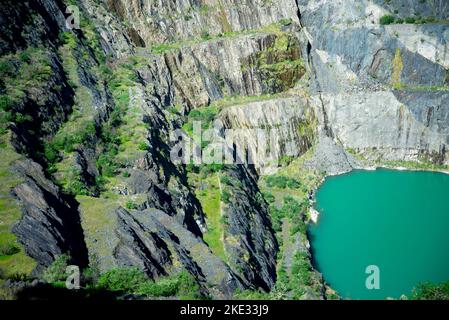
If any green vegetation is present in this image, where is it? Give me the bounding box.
[265,175,301,190]
[182,92,291,147]
[379,15,396,25]
[182,103,221,160]
[137,276,181,297]
[253,148,326,299]
[42,254,71,283]
[97,267,147,292]
[77,194,146,264]
[391,84,449,91]
[0,46,52,131]
[235,249,320,300]
[148,21,294,55]
[95,60,139,186]
[98,59,153,187]
[391,48,403,88]
[276,251,315,299]
[46,35,148,196]
[189,173,227,261]
[279,18,293,27]
[0,134,36,277]
[198,175,226,260]
[269,196,307,233]
[221,189,231,204]
[183,105,219,140]
[97,268,202,299]
[0,244,20,256]
[380,14,444,25]
[262,191,275,204]
[41,32,98,194]
[411,281,449,300]
[30,261,204,299]
[381,159,449,172]
[249,33,305,92]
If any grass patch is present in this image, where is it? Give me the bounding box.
[391,48,403,88]
[44,38,100,195]
[97,268,202,299]
[77,194,147,264]
[147,21,290,55]
[0,134,36,277]
[265,175,302,190]
[77,195,120,264]
[189,173,227,262]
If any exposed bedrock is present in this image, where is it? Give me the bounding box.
[11,159,89,271]
[164,30,305,109]
[103,0,301,45]
[91,207,246,298]
[220,165,278,291]
[305,135,360,176]
[298,0,449,164]
[219,95,316,173]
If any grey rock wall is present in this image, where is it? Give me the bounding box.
[101,0,300,45]
[298,0,449,164]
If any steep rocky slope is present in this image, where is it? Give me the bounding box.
[298,0,449,167]
[0,0,448,300]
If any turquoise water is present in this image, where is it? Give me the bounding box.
[308,169,449,299]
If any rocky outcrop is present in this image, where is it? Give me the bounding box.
[220,165,278,291]
[80,0,135,58]
[102,0,301,45]
[11,159,88,271]
[0,0,96,271]
[84,206,245,298]
[219,95,316,173]
[316,91,449,164]
[103,58,207,235]
[298,0,449,164]
[305,135,359,176]
[165,29,305,109]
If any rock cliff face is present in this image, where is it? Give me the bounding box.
[164,29,305,109]
[220,95,315,173]
[12,159,88,271]
[220,165,278,291]
[105,0,301,45]
[111,207,245,297]
[298,0,449,165]
[0,0,448,299]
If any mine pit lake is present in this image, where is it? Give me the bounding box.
[308,169,449,299]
